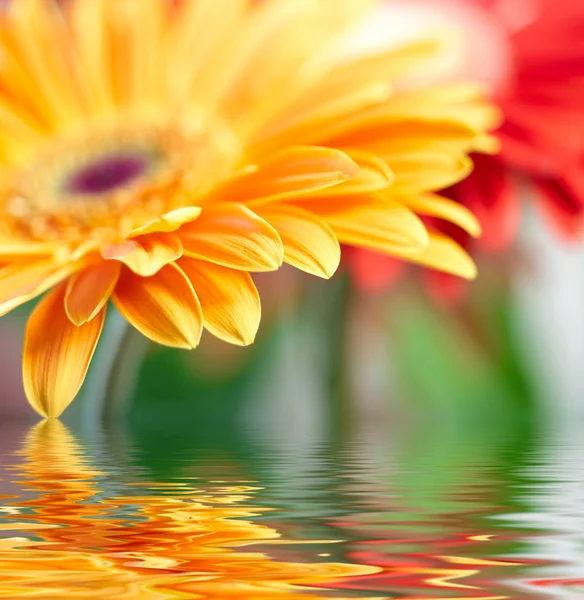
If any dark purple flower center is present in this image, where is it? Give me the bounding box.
[64,153,149,196]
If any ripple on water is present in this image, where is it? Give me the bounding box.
[0,418,582,599]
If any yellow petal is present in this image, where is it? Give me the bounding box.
[331,118,478,158]
[320,40,442,91]
[0,260,77,318]
[298,194,429,253]
[127,207,202,237]
[400,193,481,238]
[69,0,116,113]
[178,257,261,346]
[310,150,394,196]
[0,241,57,259]
[166,0,247,104]
[388,153,473,194]
[211,0,328,124]
[214,146,359,203]
[179,203,284,272]
[64,261,121,326]
[101,233,183,277]
[252,83,391,154]
[263,41,439,139]
[255,204,341,278]
[216,0,376,134]
[6,0,88,125]
[112,0,167,106]
[388,84,487,108]
[23,284,105,419]
[112,264,203,349]
[391,232,477,279]
[384,86,502,131]
[0,87,48,163]
[473,134,500,155]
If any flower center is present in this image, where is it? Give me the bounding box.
[64,153,150,196]
[2,117,241,241]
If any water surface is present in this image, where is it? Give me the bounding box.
[0,417,582,598]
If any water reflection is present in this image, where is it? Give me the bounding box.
[0,422,379,599]
[0,417,583,598]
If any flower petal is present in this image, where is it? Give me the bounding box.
[328,117,478,157]
[0,241,59,259]
[102,233,183,277]
[112,264,203,349]
[390,232,477,279]
[23,284,105,419]
[318,40,442,93]
[401,194,482,238]
[382,86,502,132]
[251,83,391,154]
[298,194,429,253]
[178,257,261,346]
[213,146,359,203]
[7,0,89,125]
[64,261,121,326]
[178,203,284,272]
[310,150,394,196]
[255,204,341,278]
[127,207,202,237]
[0,260,78,318]
[388,153,473,194]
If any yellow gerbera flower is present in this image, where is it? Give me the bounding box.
[0,0,497,418]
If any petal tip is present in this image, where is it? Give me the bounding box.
[311,255,341,279]
[178,321,204,350]
[236,332,256,347]
[338,155,361,181]
[464,263,478,280]
[469,221,482,239]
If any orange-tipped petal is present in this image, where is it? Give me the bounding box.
[23,284,105,419]
[64,261,121,326]
[112,264,203,349]
[102,233,183,277]
[178,257,261,346]
[178,203,284,272]
[127,207,202,237]
[255,204,341,278]
[214,146,360,203]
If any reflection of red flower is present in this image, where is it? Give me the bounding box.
[318,522,531,598]
[350,0,584,300]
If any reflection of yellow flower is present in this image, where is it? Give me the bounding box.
[0,422,381,599]
[0,0,497,418]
